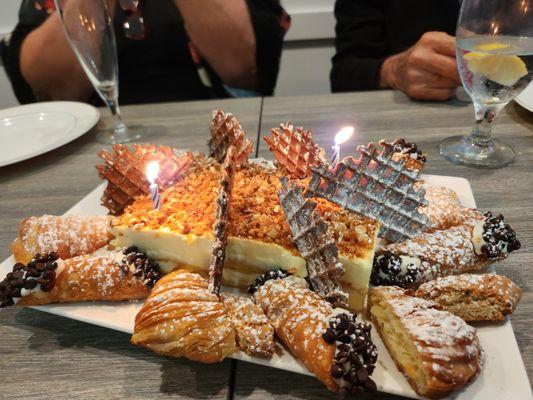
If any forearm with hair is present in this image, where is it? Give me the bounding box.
[20,13,93,101]
[173,0,259,90]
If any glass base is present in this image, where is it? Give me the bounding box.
[96,123,144,144]
[439,135,515,169]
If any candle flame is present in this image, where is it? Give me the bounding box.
[146,161,160,184]
[334,126,354,145]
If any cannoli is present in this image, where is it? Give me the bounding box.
[415,273,522,322]
[131,269,236,363]
[370,212,520,287]
[368,286,483,399]
[391,138,426,171]
[250,270,377,398]
[422,186,483,232]
[12,214,111,264]
[0,246,160,307]
[220,292,275,358]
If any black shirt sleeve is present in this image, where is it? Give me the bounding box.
[1,0,53,104]
[330,0,389,92]
[245,0,289,96]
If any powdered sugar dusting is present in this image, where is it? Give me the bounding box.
[21,215,110,259]
[422,186,482,232]
[416,273,522,317]
[385,222,489,280]
[221,292,275,357]
[371,286,483,383]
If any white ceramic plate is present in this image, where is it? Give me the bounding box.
[515,83,533,113]
[0,176,531,400]
[0,101,100,167]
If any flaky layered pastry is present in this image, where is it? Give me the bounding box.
[111,156,379,312]
[415,273,522,322]
[131,269,236,363]
[220,292,275,358]
[12,214,111,264]
[368,286,483,399]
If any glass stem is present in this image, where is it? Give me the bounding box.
[107,97,126,133]
[470,102,504,147]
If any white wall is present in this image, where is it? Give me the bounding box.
[0,0,335,109]
[276,0,335,97]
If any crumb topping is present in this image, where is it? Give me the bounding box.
[113,157,378,258]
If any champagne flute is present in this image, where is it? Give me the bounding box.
[439,0,533,168]
[54,0,143,144]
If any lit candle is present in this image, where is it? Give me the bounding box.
[331,126,354,168]
[146,161,161,210]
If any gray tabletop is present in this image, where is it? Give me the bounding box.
[0,92,531,399]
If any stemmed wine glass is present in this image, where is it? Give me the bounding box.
[54,0,143,144]
[440,0,533,168]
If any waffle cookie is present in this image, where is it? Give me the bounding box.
[97,144,192,215]
[368,286,483,399]
[263,122,323,179]
[415,273,522,322]
[110,156,379,312]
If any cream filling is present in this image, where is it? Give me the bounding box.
[376,255,421,280]
[471,220,486,255]
[20,259,66,298]
[110,226,377,312]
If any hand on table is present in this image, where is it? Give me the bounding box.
[380,32,461,101]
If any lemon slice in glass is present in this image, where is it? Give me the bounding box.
[464,42,527,86]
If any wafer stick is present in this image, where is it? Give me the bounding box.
[208,146,237,294]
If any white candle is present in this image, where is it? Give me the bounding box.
[331,126,355,168]
[146,161,161,210]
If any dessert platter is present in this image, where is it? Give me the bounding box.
[0,110,531,399]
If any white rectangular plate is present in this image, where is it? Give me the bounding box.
[1,175,531,400]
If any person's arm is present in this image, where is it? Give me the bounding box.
[380,31,461,101]
[1,0,92,103]
[12,0,117,103]
[173,0,262,91]
[19,13,92,102]
[330,0,389,92]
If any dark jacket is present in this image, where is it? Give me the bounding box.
[331,0,460,92]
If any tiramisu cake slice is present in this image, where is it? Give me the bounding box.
[110,156,379,311]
